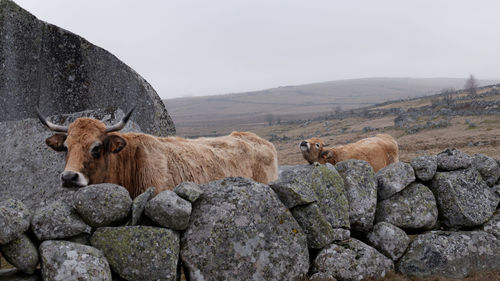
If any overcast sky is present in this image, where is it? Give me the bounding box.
[15,0,500,99]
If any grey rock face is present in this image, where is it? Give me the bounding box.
[367,222,410,261]
[397,231,500,278]
[0,199,31,244]
[91,226,179,281]
[472,153,500,186]
[174,182,203,203]
[31,201,91,241]
[39,240,112,281]
[181,177,309,281]
[436,148,472,171]
[331,228,350,242]
[128,187,155,226]
[335,160,377,232]
[312,238,394,281]
[411,155,437,181]
[73,184,132,227]
[376,183,438,230]
[481,211,500,239]
[0,0,175,136]
[431,168,498,227]
[270,165,321,208]
[291,203,335,249]
[376,162,416,200]
[145,190,191,230]
[0,234,39,274]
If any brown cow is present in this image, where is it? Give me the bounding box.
[300,134,399,172]
[38,108,278,198]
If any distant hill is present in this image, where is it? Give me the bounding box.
[163,77,498,131]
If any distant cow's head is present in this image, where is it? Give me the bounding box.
[299,137,327,164]
[37,108,134,188]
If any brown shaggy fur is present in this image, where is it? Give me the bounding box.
[300,134,399,172]
[45,118,278,198]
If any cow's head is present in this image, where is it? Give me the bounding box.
[299,137,327,164]
[37,108,135,188]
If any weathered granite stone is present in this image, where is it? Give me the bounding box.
[436,148,472,171]
[411,155,437,181]
[335,160,377,232]
[128,187,155,226]
[73,184,132,227]
[0,199,31,244]
[270,165,320,208]
[291,203,335,249]
[397,231,500,278]
[39,240,112,281]
[0,234,39,274]
[174,182,203,203]
[376,183,438,230]
[367,222,410,261]
[181,177,309,281]
[67,233,91,246]
[431,167,498,227]
[472,153,500,187]
[312,238,394,281]
[0,269,41,281]
[31,201,91,241]
[376,162,415,200]
[91,226,179,281]
[145,190,191,230]
[309,272,337,281]
[481,211,500,239]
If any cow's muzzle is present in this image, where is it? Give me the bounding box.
[61,171,88,188]
[299,141,309,152]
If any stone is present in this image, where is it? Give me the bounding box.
[145,190,191,230]
[270,165,320,208]
[397,231,500,278]
[0,234,39,274]
[367,222,410,261]
[0,0,175,136]
[91,226,179,281]
[436,148,472,171]
[431,167,498,228]
[291,203,335,249]
[481,211,500,239]
[67,233,91,246]
[73,184,132,227]
[128,187,155,226]
[309,272,337,281]
[174,182,203,203]
[312,238,394,281]
[331,228,350,241]
[39,240,112,281]
[181,177,309,281]
[376,183,438,230]
[376,162,415,200]
[335,160,377,232]
[0,199,31,244]
[410,155,437,181]
[31,201,91,241]
[0,269,41,281]
[472,153,500,186]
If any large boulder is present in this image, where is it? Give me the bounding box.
[181,177,309,281]
[397,231,500,278]
[0,0,175,136]
[472,153,500,187]
[376,162,415,200]
[0,199,31,244]
[91,226,179,281]
[431,167,499,228]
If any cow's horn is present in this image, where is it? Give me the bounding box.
[36,108,69,133]
[105,106,136,133]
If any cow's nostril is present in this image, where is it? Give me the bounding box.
[300,141,307,146]
[61,171,78,183]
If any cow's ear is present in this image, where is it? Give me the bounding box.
[46,134,67,152]
[320,150,333,159]
[105,135,127,153]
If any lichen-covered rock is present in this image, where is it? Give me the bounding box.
[494,185,500,200]
[0,269,41,281]
[145,190,191,230]
[31,201,91,241]
[312,238,394,281]
[128,187,155,226]
[39,240,112,281]
[73,184,132,227]
[376,162,415,200]
[367,222,409,261]
[270,165,318,208]
[481,211,500,239]
[67,233,91,246]
[335,160,377,232]
[0,234,39,274]
[309,272,337,281]
[411,155,437,181]
[0,199,31,244]
[181,177,309,281]
[174,182,203,203]
[331,228,350,242]
[436,148,472,171]
[291,203,335,249]
[376,183,438,230]
[431,167,498,227]
[91,226,179,281]
[397,231,500,278]
[472,153,500,187]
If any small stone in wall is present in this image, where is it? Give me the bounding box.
[367,222,410,261]
[481,211,500,239]
[376,162,415,200]
[410,155,437,181]
[291,203,335,249]
[0,199,31,244]
[128,187,155,226]
[144,190,192,230]
[0,234,39,274]
[436,148,472,171]
[174,182,203,203]
[472,153,500,187]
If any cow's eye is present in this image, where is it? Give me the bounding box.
[91,145,101,158]
[315,143,320,148]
